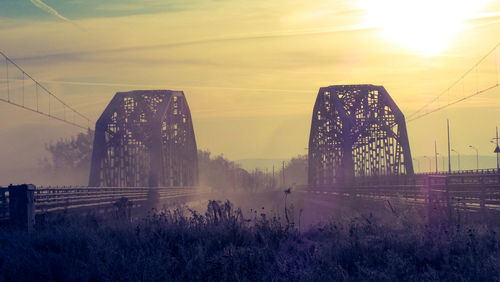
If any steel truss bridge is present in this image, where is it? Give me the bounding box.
[89,90,198,188]
[0,43,499,227]
[308,84,413,186]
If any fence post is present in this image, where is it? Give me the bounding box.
[445,176,452,222]
[0,188,7,219]
[114,197,132,222]
[147,174,160,209]
[480,177,486,221]
[426,176,432,224]
[426,176,431,204]
[8,184,36,232]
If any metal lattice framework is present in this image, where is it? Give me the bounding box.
[89,90,198,187]
[308,85,413,186]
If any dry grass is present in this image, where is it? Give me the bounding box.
[0,200,499,281]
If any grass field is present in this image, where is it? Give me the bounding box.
[1,199,499,281]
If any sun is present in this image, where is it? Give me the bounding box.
[358,0,490,56]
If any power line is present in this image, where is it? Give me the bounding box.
[407,83,499,122]
[0,51,92,130]
[0,97,89,129]
[407,42,500,119]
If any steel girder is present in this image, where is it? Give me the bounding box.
[89,90,198,187]
[308,85,413,186]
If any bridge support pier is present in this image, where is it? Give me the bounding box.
[8,184,35,232]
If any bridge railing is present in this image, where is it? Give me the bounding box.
[300,173,500,213]
[0,185,203,229]
[34,186,200,213]
[0,187,8,221]
[417,168,499,176]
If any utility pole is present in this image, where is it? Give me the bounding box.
[494,126,500,171]
[265,167,268,189]
[447,119,451,173]
[272,164,275,189]
[434,141,438,173]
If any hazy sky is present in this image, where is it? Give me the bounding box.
[1,0,500,171]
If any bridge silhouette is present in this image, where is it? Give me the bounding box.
[308,84,413,186]
[1,43,500,229]
[89,90,198,188]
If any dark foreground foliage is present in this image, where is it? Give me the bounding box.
[1,201,499,281]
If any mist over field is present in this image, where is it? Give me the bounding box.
[1,0,500,281]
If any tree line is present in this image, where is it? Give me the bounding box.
[40,130,308,189]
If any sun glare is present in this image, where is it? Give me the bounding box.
[358,0,490,56]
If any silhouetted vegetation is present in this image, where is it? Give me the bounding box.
[198,150,274,191]
[36,129,94,184]
[44,129,95,170]
[279,155,308,187]
[38,131,275,189]
[1,201,499,281]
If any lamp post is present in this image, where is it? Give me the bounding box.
[451,149,460,171]
[434,141,439,173]
[435,152,440,172]
[423,156,432,173]
[447,119,451,173]
[413,158,420,173]
[468,145,479,170]
[492,126,500,171]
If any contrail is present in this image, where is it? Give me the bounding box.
[29,0,71,22]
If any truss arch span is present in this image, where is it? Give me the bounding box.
[308,84,413,186]
[89,90,198,187]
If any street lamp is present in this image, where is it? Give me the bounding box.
[435,152,440,173]
[492,126,500,171]
[412,158,420,173]
[423,156,432,173]
[434,141,438,173]
[468,145,479,170]
[451,149,460,171]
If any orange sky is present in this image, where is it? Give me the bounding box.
[0,0,500,171]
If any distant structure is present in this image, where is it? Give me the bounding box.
[308,85,413,186]
[89,90,198,187]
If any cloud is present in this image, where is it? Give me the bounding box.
[29,0,72,22]
[15,23,373,63]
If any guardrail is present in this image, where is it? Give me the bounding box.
[299,173,500,215]
[417,168,499,176]
[0,187,8,220]
[34,186,198,213]
[0,184,203,231]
